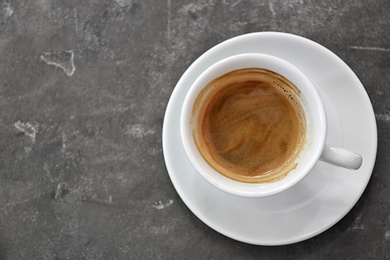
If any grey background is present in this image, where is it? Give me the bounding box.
[0,0,389,259]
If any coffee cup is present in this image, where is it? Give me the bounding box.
[180,53,362,197]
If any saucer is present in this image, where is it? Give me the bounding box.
[162,32,377,245]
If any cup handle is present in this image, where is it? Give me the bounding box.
[319,144,363,170]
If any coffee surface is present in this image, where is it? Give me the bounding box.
[193,68,305,183]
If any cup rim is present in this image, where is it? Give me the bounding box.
[180,53,327,197]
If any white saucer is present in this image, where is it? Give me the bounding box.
[162,32,377,245]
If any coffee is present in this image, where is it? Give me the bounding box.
[192,68,306,183]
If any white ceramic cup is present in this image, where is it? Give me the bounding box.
[180,53,362,197]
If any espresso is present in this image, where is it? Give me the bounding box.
[192,68,306,183]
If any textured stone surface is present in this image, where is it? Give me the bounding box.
[0,0,389,259]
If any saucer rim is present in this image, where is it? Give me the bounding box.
[162,31,378,245]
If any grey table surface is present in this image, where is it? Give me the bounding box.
[0,0,389,259]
